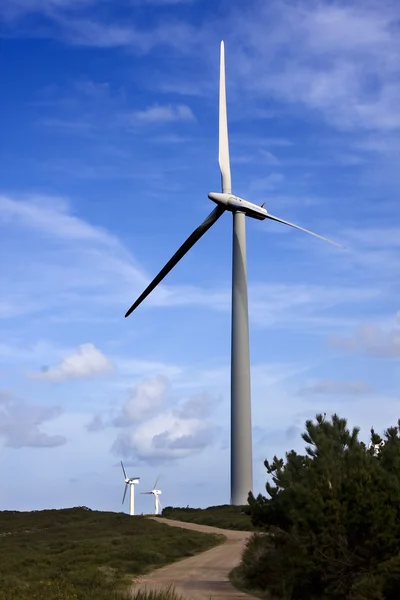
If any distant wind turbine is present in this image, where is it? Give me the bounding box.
[124,41,341,506]
[121,461,140,516]
[368,440,386,456]
[141,475,162,515]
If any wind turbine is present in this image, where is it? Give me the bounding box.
[368,440,386,456]
[121,461,140,516]
[124,41,340,506]
[141,475,162,515]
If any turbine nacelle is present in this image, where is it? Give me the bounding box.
[208,192,267,221]
[124,477,140,484]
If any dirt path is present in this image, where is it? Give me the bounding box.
[130,517,254,600]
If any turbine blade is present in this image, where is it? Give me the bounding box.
[153,474,160,490]
[140,492,152,495]
[122,482,128,504]
[219,40,231,194]
[125,206,225,318]
[266,214,343,247]
[120,461,127,479]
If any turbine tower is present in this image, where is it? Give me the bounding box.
[141,475,162,515]
[124,41,340,506]
[121,461,140,516]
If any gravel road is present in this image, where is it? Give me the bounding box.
[130,517,254,600]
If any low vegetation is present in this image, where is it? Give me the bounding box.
[0,506,224,600]
[162,504,258,531]
[234,413,400,600]
[131,586,183,600]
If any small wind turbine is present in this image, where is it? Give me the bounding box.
[124,41,341,506]
[368,440,385,456]
[121,461,140,516]
[141,475,162,515]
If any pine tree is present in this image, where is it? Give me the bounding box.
[243,414,400,599]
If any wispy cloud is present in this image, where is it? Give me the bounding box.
[329,314,400,358]
[231,2,400,132]
[248,172,285,195]
[5,1,400,137]
[0,193,388,331]
[132,0,196,4]
[0,194,118,246]
[0,0,93,20]
[130,103,195,124]
[0,390,66,448]
[0,193,147,319]
[49,12,198,52]
[117,358,183,379]
[38,117,94,132]
[298,379,374,396]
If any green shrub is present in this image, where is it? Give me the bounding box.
[237,414,400,600]
[162,504,258,531]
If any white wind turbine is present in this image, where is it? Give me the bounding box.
[124,41,341,506]
[121,461,140,516]
[141,475,162,515]
[368,440,386,456]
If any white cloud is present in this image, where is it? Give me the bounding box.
[113,375,169,425]
[30,343,114,381]
[330,315,400,358]
[298,379,373,396]
[175,391,217,419]
[86,414,105,432]
[131,104,195,124]
[112,411,215,464]
[0,391,66,448]
[86,374,219,464]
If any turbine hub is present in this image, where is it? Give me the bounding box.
[208,192,268,221]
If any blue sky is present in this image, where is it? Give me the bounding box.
[0,0,399,513]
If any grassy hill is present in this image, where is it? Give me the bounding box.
[0,506,224,600]
[161,505,259,531]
